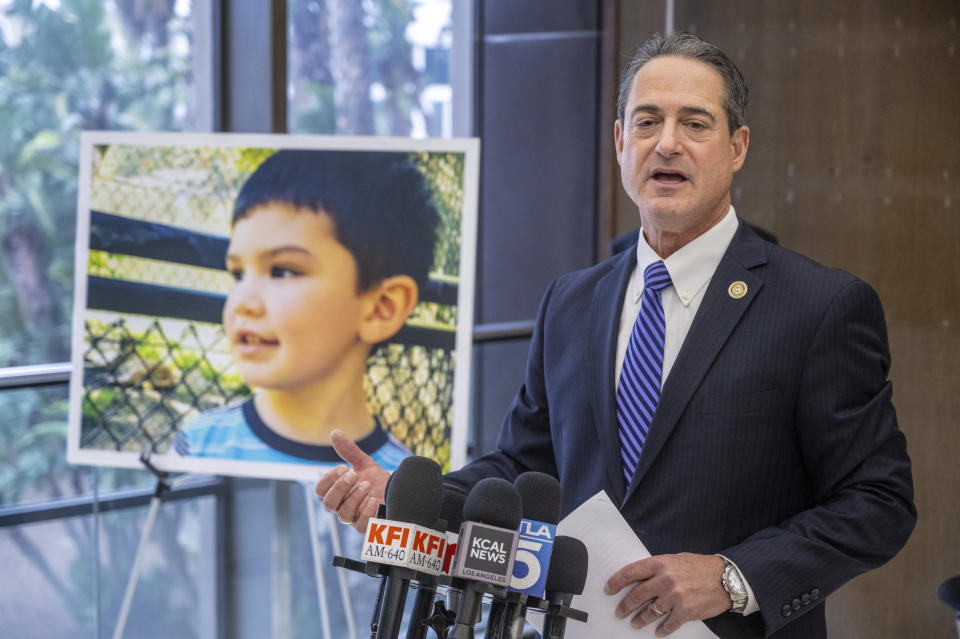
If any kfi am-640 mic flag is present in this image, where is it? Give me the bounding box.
[405,483,465,639]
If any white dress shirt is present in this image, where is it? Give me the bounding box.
[613,205,760,616]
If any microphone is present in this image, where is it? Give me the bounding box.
[440,487,468,622]
[510,472,561,596]
[541,536,588,639]
[441,486,467,574]
[360,456,443,639]
[403,516,448,639]
[939,576,960,637]
[448,478,523,639]
[489,472,561,639]
[405,484,466,639]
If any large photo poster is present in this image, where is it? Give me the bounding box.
[67,132,478,481]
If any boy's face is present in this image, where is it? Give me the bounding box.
[223,202,368,392]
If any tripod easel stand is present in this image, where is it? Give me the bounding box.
[110,455,358,639]
[112,453,194,639]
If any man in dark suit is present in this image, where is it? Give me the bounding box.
[316,32,915,638]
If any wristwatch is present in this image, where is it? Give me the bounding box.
[719,556,749,614]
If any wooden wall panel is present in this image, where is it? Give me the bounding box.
[609,2,960,637]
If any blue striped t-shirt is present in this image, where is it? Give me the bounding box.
[175,399,410,471]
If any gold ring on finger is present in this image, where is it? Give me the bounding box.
[650,601,668,617]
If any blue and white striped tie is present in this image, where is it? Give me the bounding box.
[616,260,672,487]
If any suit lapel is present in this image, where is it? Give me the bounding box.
[588,248,636,505]
[624,223,768,502]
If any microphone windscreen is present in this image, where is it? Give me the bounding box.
[385,456,443,526]
[546,536,588,595]
[440,486,467,533]
[514,472,561,524]
[463,477,522,530]
[940,575,960,610]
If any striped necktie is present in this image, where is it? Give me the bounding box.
[616,260,672,487]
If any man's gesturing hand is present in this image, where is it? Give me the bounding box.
[315,429,390,533]
[604,553,730,636]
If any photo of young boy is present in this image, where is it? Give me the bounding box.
[69,132,477,481]
[174,150,439,471]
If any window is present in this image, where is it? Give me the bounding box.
[0,0,203,370]
[2,1,474,636]
[288,0,455,137]
[1,1,217,636]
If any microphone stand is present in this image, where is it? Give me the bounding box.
[404,582,436,639]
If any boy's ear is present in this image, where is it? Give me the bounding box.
[358,275,419,345]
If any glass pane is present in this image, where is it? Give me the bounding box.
[0,496,217,639]
[0,0,199,367]
[288,0,453,137]
[0,383,155,508]
[284,485,388,638]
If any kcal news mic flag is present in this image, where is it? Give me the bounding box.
[450,520,518,586]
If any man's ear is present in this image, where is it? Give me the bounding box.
[357,275,419,345]
[730,125,750,172]
[614,118,624,165]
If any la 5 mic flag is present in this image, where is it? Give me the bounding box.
[510,519,555,595]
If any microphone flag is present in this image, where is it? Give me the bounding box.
[509,518,556,596]
[450,521,518,587]
[361,518,447,575]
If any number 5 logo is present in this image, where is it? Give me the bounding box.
[511,538,543,590]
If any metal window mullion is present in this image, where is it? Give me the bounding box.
[0,477,226,528]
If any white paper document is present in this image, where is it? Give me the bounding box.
[551,490,719,639]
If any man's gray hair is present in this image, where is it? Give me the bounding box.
[617,32,749,134]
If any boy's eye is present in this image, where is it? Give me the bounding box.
[271,266,301,279]
[229,268,244,282]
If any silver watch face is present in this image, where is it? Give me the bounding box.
[724,565,747,596]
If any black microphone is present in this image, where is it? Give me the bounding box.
[939,575,960,637]
[489,472,562,639]
[403,516,448,639]
[360,456,443,639]
[406,484,466,639]
[448,478,523,639]
[440,487,468,621]
[440,486,467,574]
[541,536,588,639]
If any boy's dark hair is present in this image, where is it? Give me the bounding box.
[233,149,440,292]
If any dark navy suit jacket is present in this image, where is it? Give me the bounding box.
[446,220,916,638]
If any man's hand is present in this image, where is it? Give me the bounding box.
[604,553,730,637]
[315,429,390,533]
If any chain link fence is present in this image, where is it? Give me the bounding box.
[81,314,455,467]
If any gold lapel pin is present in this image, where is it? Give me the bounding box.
[728,281,748,299]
